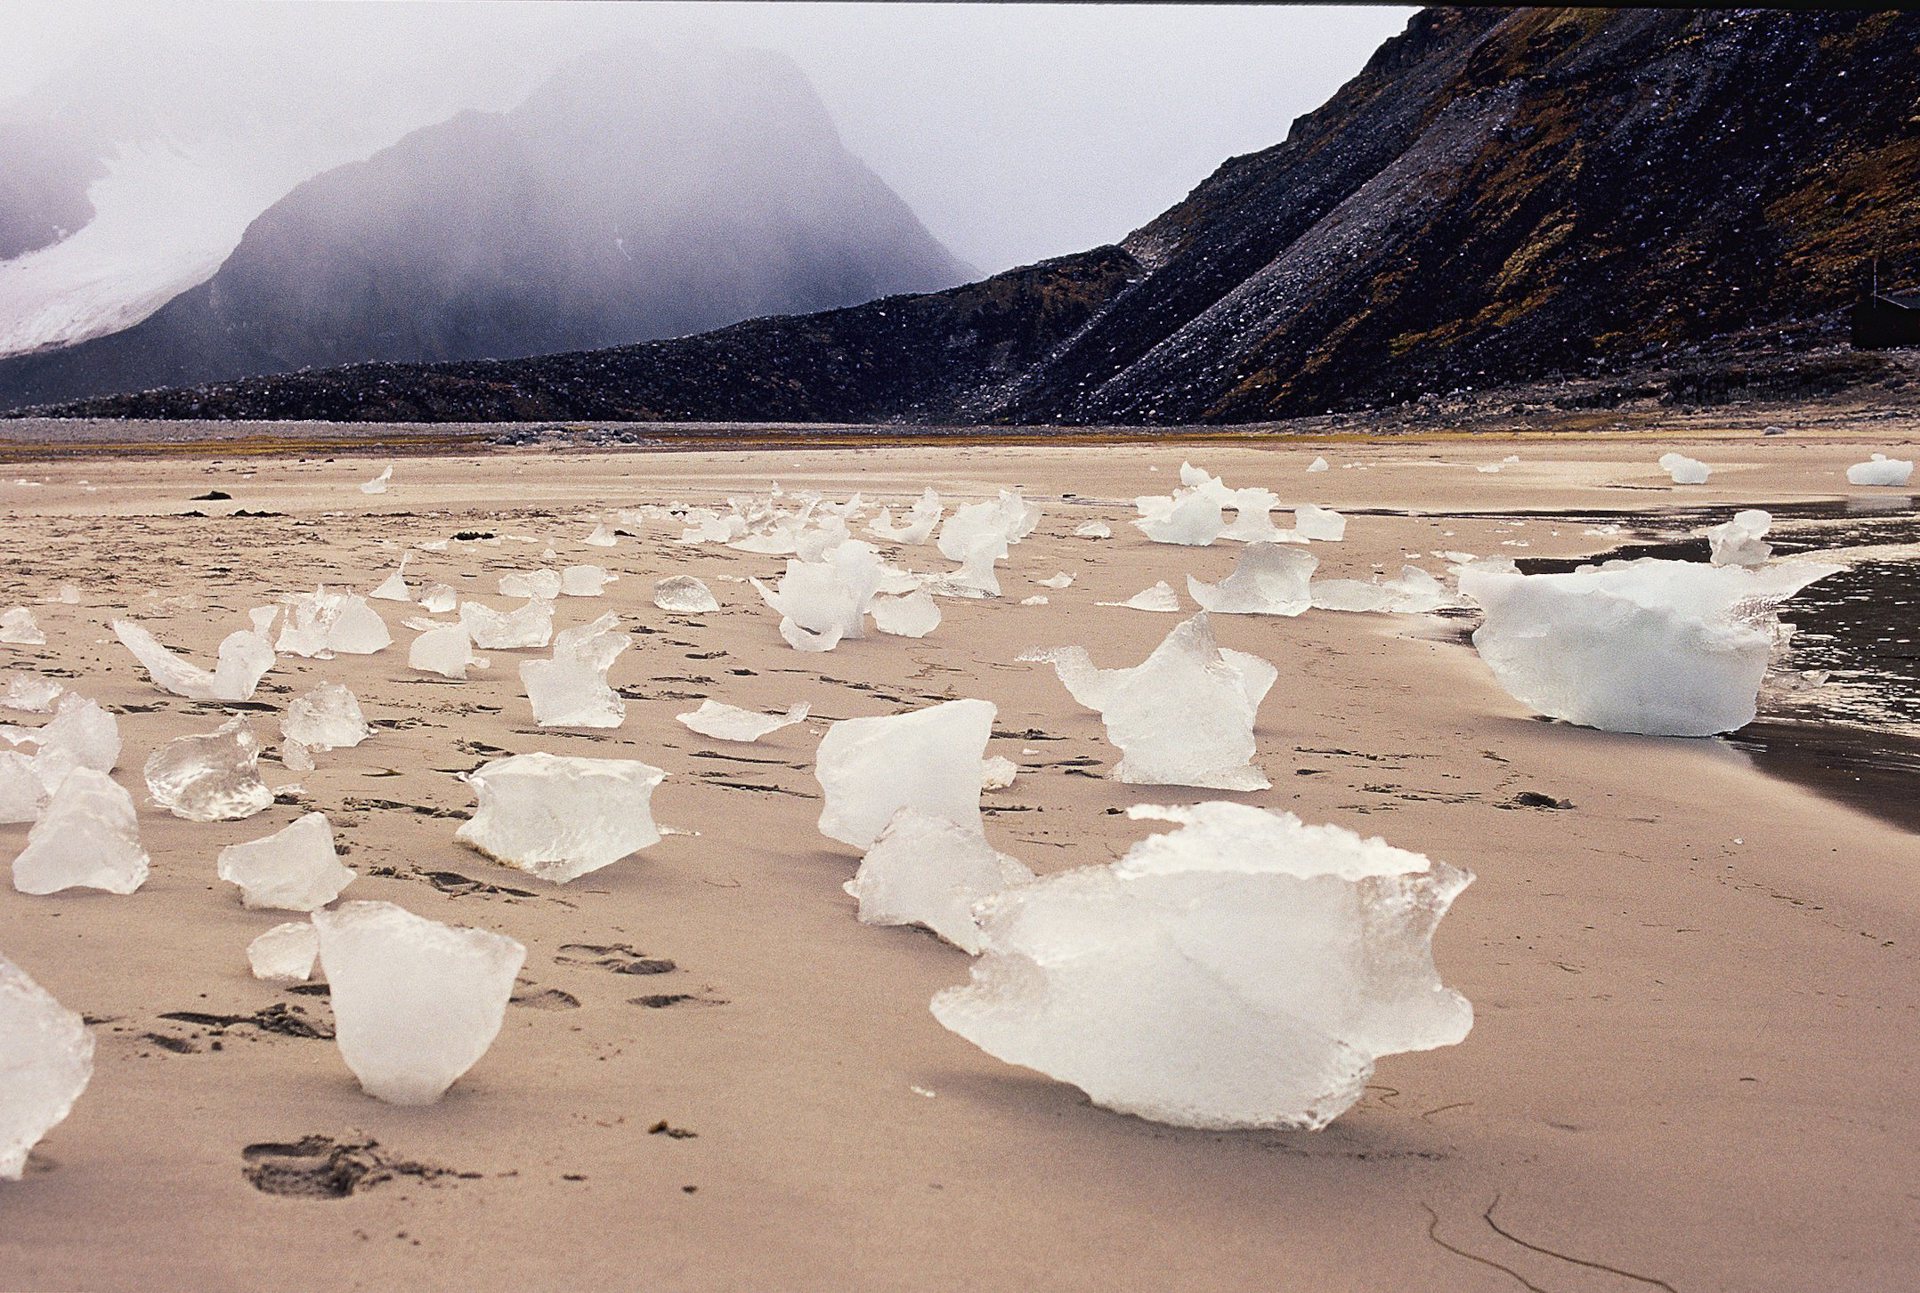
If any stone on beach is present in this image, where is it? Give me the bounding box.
[1188,543,1317,616]
[143,716,274,822]
[282,682,371,752]
[216,812,354,911]
[676,700,810,743]
[12,767,149,895]
[815,698,995,848]
[313,901,525,1105]
[1846,452,1914,486]
[0,956,94,1179]
[456,752,665,884]
[844,809,1034,954]
[247,922,320,982]
[111,616,274,702]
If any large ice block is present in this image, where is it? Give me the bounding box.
[815,698,995,848]
[217,812,354,911]
[282,682,371,752]
[519,612,628,728]
[1188,544,1317,616]
[11,768,149,895]
[456,752,665,884]
[111,617,274,702]
[844,809,1033,953]
[144,716,274,822]
[0,956,94,1178]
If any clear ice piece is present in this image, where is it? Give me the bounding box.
[409,623,482,679]
[359,463,393,494]
[1189,544,1317,615]
[0,608,45,645]
[519,613,628,728]
[1097,581,1181,612]
[12,768,149,894]
[418,583,458,614]
[1658,452,1711,485]
[1293,503,1347,541]
[282,682,371,752]
[369,557,413,602]
[0,956,94,1178]
[1707,510,1773,567]
[217,812,354,911]
[560,565,615,597]
[111,617,274,702]
[815,698,995,848]
[248,922,320,982]
[653,576,720,613]
[0,673,63,714]
[1846,453,1913,486]
[143,716,274,822]
[844,809,1034,954]
[871,591,941,637]
[456,752,666,883]
[276,589,391,659]
[1074,521,1113,539]
[676,700,810,742]
[461,599,554,649]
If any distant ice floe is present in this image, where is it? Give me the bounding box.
[1846,452,1914,487]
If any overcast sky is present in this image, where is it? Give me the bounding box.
[2,1,1414,273]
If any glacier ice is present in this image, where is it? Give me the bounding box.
[871,590,941,638]
[1459,556,1842,736]
[282,682,370,752]
[0,956,94,1179]
[936,491,1039,564]
[456,752,665,884]
[868,489,944,544]
[752,541,886,651]
[32,694,122,778]
[369,556,413,602]
[0,608,45,645]
[409,623,483,679]
[276,588,391,658]
[584,520,620,547]
[499,568,562,600]
[520,613,629,728]
[112,616,274,702]
[217,812,354,911]
[1097,581,1182,612]
[360,463,393,494]
[1037,572,1074,590]
[1707,510,1772,567]
[1188,543,1317,616]
[313,901,525,1105]
[0,754,44,824]
[418,582,458,614]
[461,598,554,649]
[1659,452,1711,485]
[1019,595,1049,606]
[248,922,320,982]
[844,809,1034,954]
[12,768,149,895]
[980,755,1018,790]
[677,700,810,742]
[1133,489,1224,546]
[0,673,63,714]
[560,565,615,597]
[930,801,1473,1130]
[1846,452,1914,486]
[653,576,720,613]
[1311,565,1454,614]
[1025,614,1273,790]
[1074,521,1113,539]
[815,698,995,848]
[144,716,274,822]
[1307,456,1330,472]
[1293,504,1347,542]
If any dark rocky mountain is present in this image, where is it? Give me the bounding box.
[27,9,1920,424]
[0,41,970,409]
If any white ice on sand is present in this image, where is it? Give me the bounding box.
[282,682,371,752]
[1846,452,1914,486]
[313,901,525,1105]
[676,700,810,743]
[1189,544,1317,616]
[1293,503,1347,542]
[461,598,554,650]
[653,576,720,613]
[0,673,62,714]
[520,612,629,728]
[1097,581,1182,612]
[0,608,45,645]
[1459,556,1841,736]
[1024,613,1273,790]
[931,801,1473,1131]
[418,583,458,614]
[499,568,562,600]
[217,812,354,911]
[12,768,149,895]
[409,622,484,680]
[868,489,945,544]
[844,809,1034,954]
[980,755,1018,790]
[1658,452,1711,485]
[111,616,274,702]
[1,694,122,802]
[0,956,94,1179]
[1307,456,1330,473]
[455,752,665,884]
[144,716,274,822]
[752,541,887,652]
[560,565,615,597]
[871,590,942,638]
[369,556,413,602]
[1133,488,1225,546]
[359,463,393,494]
[815,698,995,848]
[248,922,320,982]
[276,588,391,658]
[1311,565,1454,614]
[1074,521,1113,539]
[1707,510,1773,567]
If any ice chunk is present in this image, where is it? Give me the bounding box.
[0,956,94,1178]
[676,700,809,743]
[456,752,665,883]
[1459,556,1841,736]
[51,585,81,605]
[282,682,371,752]
[931,801,1472,1130]
[1707,510,1773,567]
[560,565,615,597]
[34,694,121,777]
[144,716,273,822]
[12,768,149,894]
[584,520,620,547]
[0,608,45,645]
[1188,544,1317,616]
[313,901,525,1104]
[520,613,628,728]
[844,809,1034,953]
[753,541,886,651]
[871,590,941,637]
[276,588,391,658]
[217,812,354,911]
[1037,572,1074,589]
[369,556,413,602]
[1097,581,1182,612]
[1019,595,1049,606]
[936,491,1039,563]
[248,922,320,983]
[359,463,393,494]
[868,489,944,544]
[815,698,995,848]
[1293,504,1347,541]
[1132,490,1224,546]
[1312,565,1454,614]
[1846,452,1914,486]
[0,673,62,714]
[499,568,562,600]
[418,583,458,614]
[1307,456,1330,472]
[1658,452,1711,485]
[980,755,1018,790]
[1074,521,1113,539]
[0,753,45,823]
[409,623,483,679]
[653,576,719,613]
[111,616,274,702]
[1025,614,1273,790]
[461,598,554,649]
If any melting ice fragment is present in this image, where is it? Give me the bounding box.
[217,812,354,911]
[282,682,371,752]
[1459,556,1841,736]
[0,608,45,645]
[868,489,944,544]
[815,698,995,848]
[1311,566,1455,614]
[410,623,483,679]
[313,901,525,1105]
[0,673,63,714]
[499,568,562,600]
[0,754,44,824]
[676,700,810,743]
[111,616,275,702]
[1846,452,1914,486]
[418,583,458,614]
[560,565,615,597]
[1658,452,1711,485]
[1074,521,1113,539]
[1188,544,1317,616]
[931,801,1473,1131]
[1097,581,1181,612]
[144,716,274,822]
[1307,456,1330,472]
[276,589,391,659]
[980,756,1018,790]
[461,598,554,649]
[248,922,320,982]
[844,809,1034,954]
[369,556,413,602]
[359,463,393,494]
[584,521,620,547]
[455,752,665,883]
[1133,490,1224,546]
[871,590,941,637]
[519,612,628,728]
[0,956,94,1179]
[653,576,720,613]
[1707,510,1772,567]
[12,768,149,894]
[1293,504,1347,541]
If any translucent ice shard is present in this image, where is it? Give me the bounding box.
[0,956,94,1178]
[868,489,944,544]
[815,698,995,848]
[936,491,1039,563]
[1097,581,1181,612]
[653,576,720,613]
[313,901,525,1104]
[844,809,1034,953]
[584,520,620,547]
[1133,490,1224,546]
[1307,456,1330,472]
[1025,614,1273,790]
[871,590,942,637]
[12,768,149,894]
[520,613,629,728]
[931,801,1473,1130]
[1189,544,1317,616]
[980,756,1018,790]
[248,922,320,982]
[1707,510,1773,567]
[217,812,354,911]
[676,700,810,743]
[753,541,886,651]
[1459,556,1842,736]
[369,556,413,602]
[498,569,560,600]
[1846,452,1914,486]
[282,682,371,752]
[1074,521,1113,539]
[1659,452,1711,485]
[360,463,393,494]
[0,753,44,824]
[0,673,62,714]
[560,565,615,597]
[409,623,483,679]
[455,752,665,883]
[0,608,45,645]
[144,716,273,822]
[1311,566,1454,614]
[461,598,554,649]
[34,694,121,777]
[112,616,274,702]
[276,588,391,659]
[1293,504,1347,542]
[418,583,458,614]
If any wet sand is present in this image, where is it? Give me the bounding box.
[0,432,1915,1291]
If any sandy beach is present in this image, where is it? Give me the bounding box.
[0,429,1914,1292]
